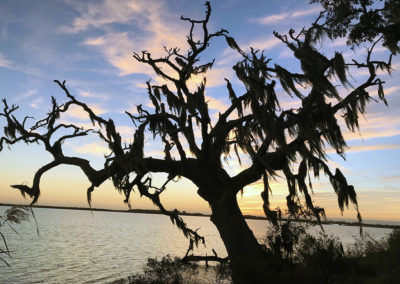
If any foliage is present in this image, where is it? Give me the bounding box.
[112,255,200,284]
[112,228,400,284]
[262,223,400,284]
[345,229,400,283]
[312,0,400,54]
[112,255,232,284]
[0,206,34,267]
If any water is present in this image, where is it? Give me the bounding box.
[0,206,394,283]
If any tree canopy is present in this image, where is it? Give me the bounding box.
[312,0,400,54]
[0,1,397,283]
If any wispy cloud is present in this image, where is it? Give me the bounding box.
[0,52,13,68]
[216,48,242,67]
[205,95,229,112]
[346,144,400,153]
[84,32,154,76]
[248,36,281,51]
[291,7,321,18]
[14,89,37,102]
[328,38,347,47]
[251,13,289,25]
[72,142,110,156]
[0,51,45,77]
[342,113,400,141]
[29,96,43,109]
[79,89,110,100]
[187,67,234,90]
[66,0,189,77]
[279,48,293,58]
[250,6,321,25]
[382,175,400,181]
[63,104,106,121]
[60,0,145,34]
[369,85,400,97]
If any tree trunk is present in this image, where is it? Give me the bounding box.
[210,191,270,284]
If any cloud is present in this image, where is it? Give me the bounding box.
[0,52,45,77]
[79,89,110,100]
[342,113,400,141]
[369,86,400,97]
[328,38,347,47]
[116,125,136,140]
[248,36,281,51]
[352,60,400,78]
[84,32,154,76]
[346,144,400,153]
[29,96,43,109]
[0,52,13,68]
[250,6,321,25]
[326,160,350,173]
[187,67,234,91]
[291,7,322,18]
[382,175,400,181]
[205,95,229,112]
[65,0,190,77]
[251,13,289,25]
[216,48,242,67]
[14,89,37,102]
[84,37,106,46]
[63,104,106,121]
[279,48,293,59]
[60,0,144,34]
[72,142,110,156]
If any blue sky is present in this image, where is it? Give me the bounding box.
[0,0,399,221]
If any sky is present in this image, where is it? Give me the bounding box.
[0,0,399,222]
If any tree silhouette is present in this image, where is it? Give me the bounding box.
[0,2,397,283]
[312,0,400,54]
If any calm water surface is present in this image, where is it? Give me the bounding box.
[0,206,394,283]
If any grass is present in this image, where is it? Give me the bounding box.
[0,206,36,267]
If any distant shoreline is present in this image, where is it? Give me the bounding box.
[1,203,399,230]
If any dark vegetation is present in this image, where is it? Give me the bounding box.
[312,0,400,54]
[0,206,35,267]
[1,0,399,283]
[113,227,400,284]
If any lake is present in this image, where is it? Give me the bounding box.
[0,206,394,283]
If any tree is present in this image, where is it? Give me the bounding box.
[312,0,400,54]
[0,1,397,283]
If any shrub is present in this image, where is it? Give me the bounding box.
[113,255,199,284]
[114,228,400,284]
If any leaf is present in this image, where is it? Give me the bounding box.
[161,85,182,115]
[225,78,237,102]
[332,52,349,86]
[4,123,16,139]
[153,87,161,101]
[330,168,358,213]
[87,185,95,207]
[378,82,388,106]
[274,65,304,99]
[192,60,214,75]
[306,25,328,45]
[225,36,242,54]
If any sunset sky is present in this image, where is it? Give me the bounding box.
[1,0,399,222]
